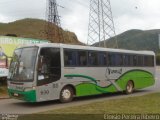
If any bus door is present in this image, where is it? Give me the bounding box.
[37,48,61,101]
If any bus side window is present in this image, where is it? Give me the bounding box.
[88,51,98,66]
[144,56,154,67]
[129,55,134,66]
[133,55,137,66]
[124,55,129,66]
[137,56,144,66]
[64,49,77,66]
[77,51,87,66]
[107,53,112,66]
[115,54,123,66]
[98,52,107,66]
[108,53,116,66]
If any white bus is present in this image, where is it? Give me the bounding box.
[7,43,156,103]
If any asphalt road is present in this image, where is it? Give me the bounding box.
[0,67,159,114]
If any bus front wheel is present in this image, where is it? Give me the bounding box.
[60,86,74,103]
[125,81,134,94]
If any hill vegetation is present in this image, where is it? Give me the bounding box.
[0,18,82,44]
[97,29,160,53]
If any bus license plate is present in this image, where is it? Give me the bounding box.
[14,93,19,97]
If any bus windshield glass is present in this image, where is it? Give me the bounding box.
[8,47,38,81]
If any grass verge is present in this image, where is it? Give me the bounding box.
[18,93,160,120]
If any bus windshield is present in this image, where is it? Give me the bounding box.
[8,47,38,81]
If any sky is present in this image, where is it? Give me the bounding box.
[0,0,160,44]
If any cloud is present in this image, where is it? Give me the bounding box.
[59,0,89,43]
[0,14,10,23]
[0,0,46,22]
[112,0,160,34]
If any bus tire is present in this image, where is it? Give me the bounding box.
[60,86,74,103]
[125,81,134,94]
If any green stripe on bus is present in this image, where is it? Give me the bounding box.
[64,70,155,97]
[8,89,36,102]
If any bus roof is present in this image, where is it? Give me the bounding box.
[20,43,155,56]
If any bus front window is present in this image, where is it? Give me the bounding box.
[8,47,38,81]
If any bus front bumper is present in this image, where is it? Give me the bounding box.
[8,89,36,102]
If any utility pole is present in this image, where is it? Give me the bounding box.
[46,0,64,43]
[87,0,118,48]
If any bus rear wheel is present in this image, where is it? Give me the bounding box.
[60,86,74,103]
[125,81,134,94]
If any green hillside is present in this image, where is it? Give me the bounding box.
[97,29,160,53]
[0,18,82,44]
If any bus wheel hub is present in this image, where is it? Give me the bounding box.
[127,83,133,92]
[62,89,71,99]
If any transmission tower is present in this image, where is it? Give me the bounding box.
[87,0,118,48]
[46,0,64,42]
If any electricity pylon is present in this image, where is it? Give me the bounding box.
[87,0,118,48]
[46,0,64,42]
